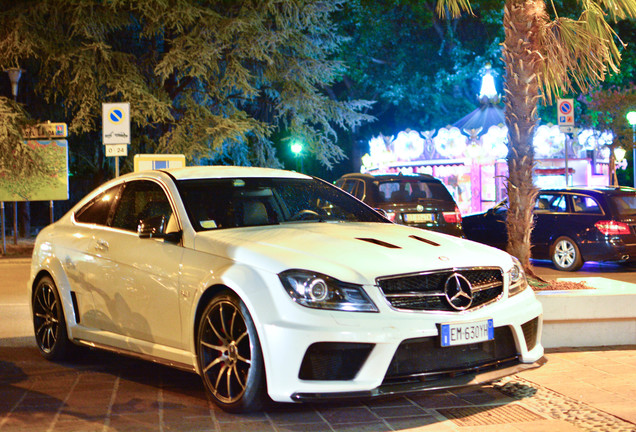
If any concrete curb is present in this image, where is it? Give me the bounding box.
[536,278,636,348]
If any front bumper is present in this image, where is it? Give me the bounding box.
[292,356,547,402]
[258,287,544,403]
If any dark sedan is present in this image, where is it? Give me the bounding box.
[462,187,636,271]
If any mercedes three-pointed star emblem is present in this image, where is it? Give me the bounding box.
[444,273,473,311]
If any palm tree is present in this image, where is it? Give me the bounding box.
[436,0,636,272]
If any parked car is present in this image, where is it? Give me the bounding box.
[29,166,544,413]
[335,173,463,236]
[462,187,636,271]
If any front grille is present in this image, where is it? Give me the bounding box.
[521,318,539,351]
[377,268,504,311]
[299,342,374,381]
[384,326,519,382]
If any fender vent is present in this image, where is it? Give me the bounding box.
[70,291,81,324]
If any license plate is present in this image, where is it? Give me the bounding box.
[404,213,434,223]
[440,319,494,347]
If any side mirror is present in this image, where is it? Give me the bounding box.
[375,208,389,219]
[138,215,182,243]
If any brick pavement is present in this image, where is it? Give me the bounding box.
[1,341,635,431]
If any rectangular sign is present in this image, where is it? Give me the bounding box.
[105,143,128,157]
[557,98,574,126]
[134,154,186,171]
[23,122,67,139]
[102,102,130,144]
[0,140,69,202]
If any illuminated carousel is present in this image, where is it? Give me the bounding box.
[361,66,614,214]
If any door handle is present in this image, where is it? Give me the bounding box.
[95,239,109,252]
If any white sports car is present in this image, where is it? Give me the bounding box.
[29,166,545,412]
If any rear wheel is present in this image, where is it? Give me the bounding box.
[32,276,71,360]
[197,291,266,413]
[550,236,583,272]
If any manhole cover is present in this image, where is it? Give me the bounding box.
[438,404,544,426]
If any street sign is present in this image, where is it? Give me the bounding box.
[23,122,67,139]
[105,144,128,157]
[134,154,186,171]
[559,125,574,134]
[102,102,130,144]
[557,99,574,127]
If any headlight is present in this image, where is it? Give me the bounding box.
[279,270,379,312]
[508,257,528,297]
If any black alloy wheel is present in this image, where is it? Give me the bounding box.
[197,291,266,413]
[32,276,71,360]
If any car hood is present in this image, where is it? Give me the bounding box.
[193,222,512,284]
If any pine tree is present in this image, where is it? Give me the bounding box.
[0,0,373,185]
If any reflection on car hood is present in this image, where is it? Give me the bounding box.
[194,222,512,284]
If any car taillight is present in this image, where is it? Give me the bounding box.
[595,220,631,235]
[385,211,397,222]
[442,207,462,224]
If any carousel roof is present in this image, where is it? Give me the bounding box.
[453,101,505,136]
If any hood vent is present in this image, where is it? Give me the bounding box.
[409,235,440,247]
[356,238,401,249]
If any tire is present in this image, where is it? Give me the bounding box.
[32,276,71,360]
[550,236,583,272]
[197,291,266,413]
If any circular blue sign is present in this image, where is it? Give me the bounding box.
[109,109,124,123]
[559,102,572,115]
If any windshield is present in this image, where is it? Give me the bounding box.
[376,179,453,203]
[177,177,388,231]
[609,193,636,216]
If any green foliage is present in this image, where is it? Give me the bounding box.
[0,0,373,176]
[333,0,505,137]
[0,96,58,198]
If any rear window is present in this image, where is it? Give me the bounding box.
[609,194,636,216]
[377,180,453,203]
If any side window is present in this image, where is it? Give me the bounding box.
[352,180,365,200]
[571,195,602,214]
[536,193,566,212]
[111,181,173,232]
[551,195,567,212]
[339,180,357,195]
[74,185,121,225]
[534,194,551,212]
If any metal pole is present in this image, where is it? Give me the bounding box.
[116,156,119,177]
[50,200,54,224]
[13,202,17,244]
[564,134,570,187]
[1,202,5,255]
[633,125,635,188]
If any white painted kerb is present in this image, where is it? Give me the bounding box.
[535,278,636,348]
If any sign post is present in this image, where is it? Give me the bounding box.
[102,103,130,177]
[557,99,575,186]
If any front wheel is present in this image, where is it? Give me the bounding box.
[550,236,583,272]
[32,276,71,360]
[197,291,266,413]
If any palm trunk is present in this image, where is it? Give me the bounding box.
[502,0,545,270]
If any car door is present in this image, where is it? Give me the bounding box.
[67,184,122,329]
[531,192,566,258]
[90,179,185,349]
